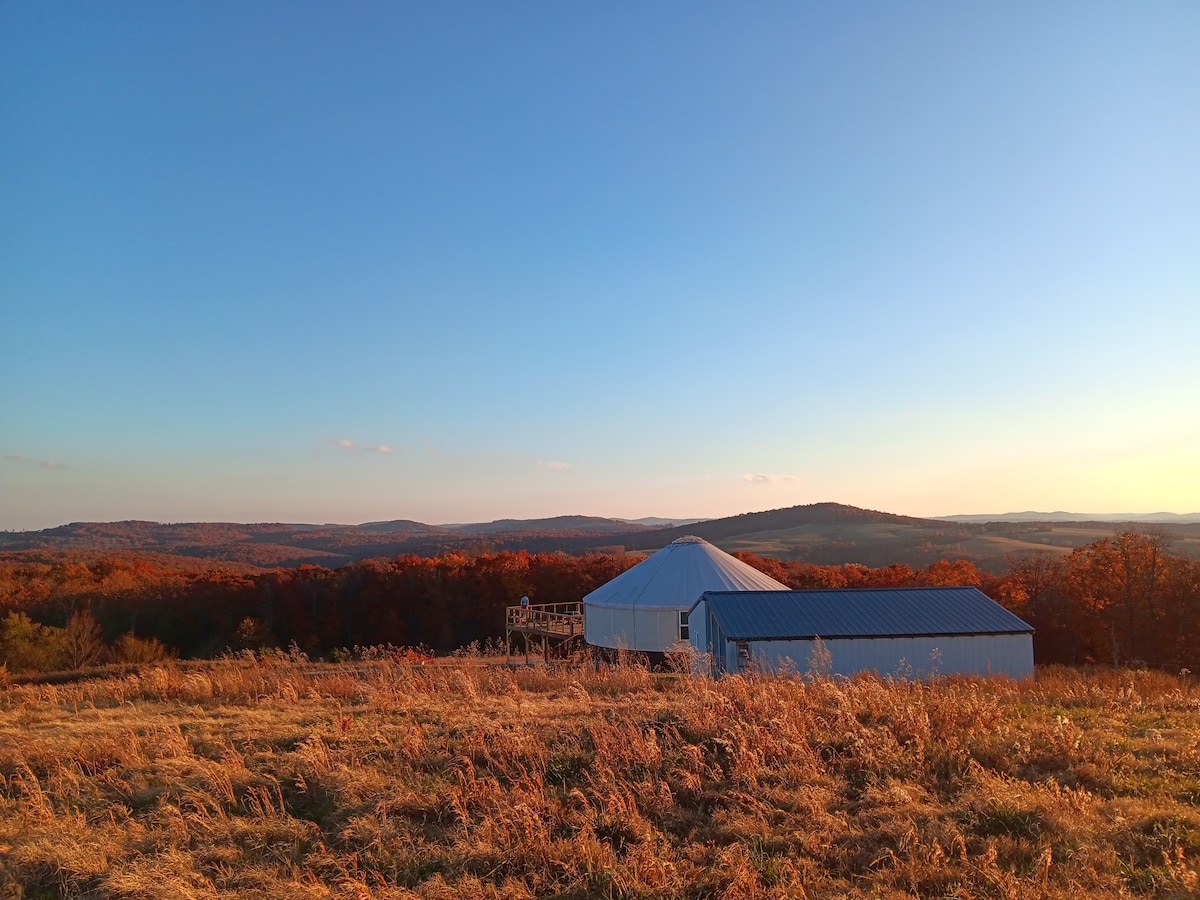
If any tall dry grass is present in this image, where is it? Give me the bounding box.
[1,658,1198,898]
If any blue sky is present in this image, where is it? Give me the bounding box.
[3,2,1198,530]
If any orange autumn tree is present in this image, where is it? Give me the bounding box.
[1062,531,1189,667]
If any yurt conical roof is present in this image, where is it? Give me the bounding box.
[583,535,789,611]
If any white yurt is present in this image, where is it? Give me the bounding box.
[583,535,789,653]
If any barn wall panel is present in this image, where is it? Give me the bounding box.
[746,634,1033,678]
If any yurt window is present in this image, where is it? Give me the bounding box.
[678,610,689,641]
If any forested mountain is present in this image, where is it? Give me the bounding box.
[3,503,1199,572]
[444,515,656,535]
[624,503,931,553]
[0,518,640,568]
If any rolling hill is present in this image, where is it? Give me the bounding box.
[2,504,1198,572]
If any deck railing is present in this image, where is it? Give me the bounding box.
[505,601,583,637]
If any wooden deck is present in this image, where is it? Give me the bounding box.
[505,601,584,658]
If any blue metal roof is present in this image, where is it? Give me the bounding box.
[695,587,1033,640]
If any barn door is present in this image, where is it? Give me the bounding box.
[735,640,751,673]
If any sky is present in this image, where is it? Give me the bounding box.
[2,2,1199,531]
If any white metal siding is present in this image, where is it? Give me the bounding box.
[689,599,728,676]
[743,633,1033,679]
[688,605,708,655]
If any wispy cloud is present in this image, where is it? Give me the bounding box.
[329,438,394,455]
[2,454,66,470]
[742,473,799,484]
[537,459,572,471]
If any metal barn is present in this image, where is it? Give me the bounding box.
[583,536,789,653]
[690,587,1034,678]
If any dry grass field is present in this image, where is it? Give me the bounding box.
[2,658,1199,899]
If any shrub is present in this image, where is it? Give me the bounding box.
[111,632,173,664]
[0,611,68,673]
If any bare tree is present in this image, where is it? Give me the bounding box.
[64,610,106,669]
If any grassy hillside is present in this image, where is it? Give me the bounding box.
[2,658,1198,898]
[717,518,1200,572]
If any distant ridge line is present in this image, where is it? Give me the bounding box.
[3,503,1198,571]
[937,511,1200,524]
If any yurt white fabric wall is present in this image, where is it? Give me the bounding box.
[583,536,789,652]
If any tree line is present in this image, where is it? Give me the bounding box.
[1,531,1197,674]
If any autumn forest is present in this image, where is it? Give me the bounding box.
[2,529,1199,676]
